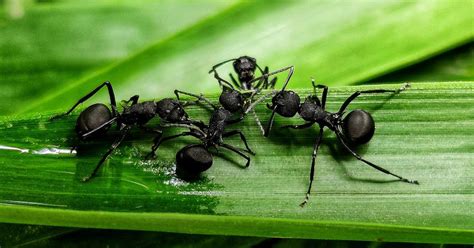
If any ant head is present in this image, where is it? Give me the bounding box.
[219,88,244,113]
[156,98,188,123]
[233,56,257,82]
[342,109,375,145]
[269,90,300,117]
[76,103,113,139]
[299,95,322,121]
[176,144,213,180]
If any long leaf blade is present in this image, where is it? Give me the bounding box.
[0,82,472,243]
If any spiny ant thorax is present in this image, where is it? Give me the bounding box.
[299,95,330,123]
[121,101,157,123]
[207,108,233,141]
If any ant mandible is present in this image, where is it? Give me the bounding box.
[50,81,203,181]
[264,80,418,207]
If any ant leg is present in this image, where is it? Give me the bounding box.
[229,73,242,89]
[269,77,277,89]
[185,119,207,130]
[249,66,294,92]
[250,109,265,136]
[82,126,131,182]
[51,81,117,120]
[281,122,314,129]
[311,80,328,109]
[338,84,409,114]
[244,90,278,114]
[262,66,269,89]
[335,130,419,184]
[253,66,268,90]
[159,123,206,136]
[146,131,198,159]
[160,122,207,139]
[300,126,324,207]
[225,113,245,125]
[222,130,255,155]
[139,125,162,136]
[255,63,266,76]
[263,105,278,137]
[174,90,217,110]
[208,59,239,90]
[220,143,251,168]
[80,117,118,139]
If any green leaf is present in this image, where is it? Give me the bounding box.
[17,0,473,114]
[367,42,474,83]
[0,0,236,114]
[0,82,472,243]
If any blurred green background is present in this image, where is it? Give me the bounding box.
[0,0,473,246]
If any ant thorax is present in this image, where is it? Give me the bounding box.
[121,101,157,125]
[207,108,232,140]
[299,96,335,128]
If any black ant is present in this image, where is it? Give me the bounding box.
[50,81,203,181]
[146,93,256,180]
[264,80,418,207]
[209,55,277,91]
[208,56,294,134]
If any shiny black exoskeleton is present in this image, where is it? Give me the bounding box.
[148,101,255,180]
[210,56,268,91]
[207,56,294,134]
[51,81,201,181]
[175,144,213,180]
[264,81,418,206]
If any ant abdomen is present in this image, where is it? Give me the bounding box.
[176,144,213,179]
[342,109,375,145]
[75,103,112,139]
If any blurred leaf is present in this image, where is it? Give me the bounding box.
[13,226,264,247]
[0,0,236,114]
[0,82,472,243]
[16,0,473,114]
[367,42,474,83]
[0,223,75,246]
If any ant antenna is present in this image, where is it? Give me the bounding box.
[208,58,237,73]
